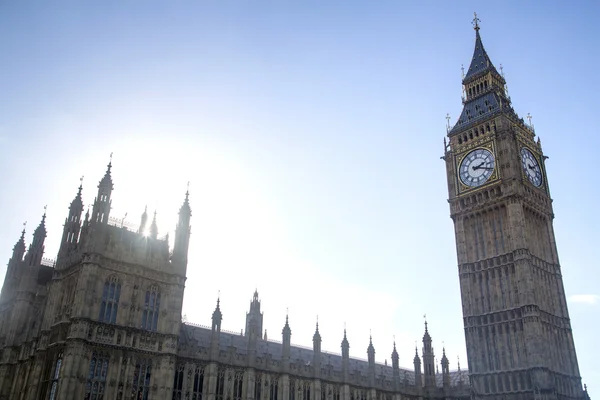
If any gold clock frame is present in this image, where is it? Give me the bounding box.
[519,144,546,190]
[455,141,500,195]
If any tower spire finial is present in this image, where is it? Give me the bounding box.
[472,12,480,31]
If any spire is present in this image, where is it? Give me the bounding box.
[313,318,321,343]
[173,188,192,273]
[26,209,47,266]
[282,310,291,366]
[441,347,450,389]
[149,211,158,239]
[99,153,114,189]
[449,14,513,135]
[391,339,399,363]
[71,177,84,209]
[463,13,501,82]
[245,290,263,339]
[139,206,148,235]
[211,295,222,331]
[91,156,114,224]
[12,223,26,262]
[413,344,422,387]
[60,179,85,255]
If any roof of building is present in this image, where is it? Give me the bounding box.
[181,323,468,389]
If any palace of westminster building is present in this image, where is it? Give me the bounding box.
[0,19,592,400]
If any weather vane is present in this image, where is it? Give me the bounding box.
[446,113,451,132]
[472,12,480,30]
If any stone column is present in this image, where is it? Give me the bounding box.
[206,362,218,400]
[280,374,290,400]
[245,368,255,400]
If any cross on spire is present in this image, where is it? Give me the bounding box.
[527,113,533,126]
[472,12,480,31]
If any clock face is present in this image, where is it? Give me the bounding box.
[521,147,543,187]
[459,148,496,188]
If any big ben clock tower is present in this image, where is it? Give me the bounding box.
[443,16,587,399]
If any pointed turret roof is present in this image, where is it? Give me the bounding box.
[282,312,291,335]
[341,328,349,347]
[413,345,421,363]
[34,209,47,239]
[463,18,501,82]
[449,15,515,135]
[367,335,375,354]
[441,347,449,365]
[391,340,399,359]
[150,211,158,239]
[179,187,191,216]
[212,297,222,323]
[98,156,114,190]
[11,225,26,259]
[70,180,84,209]
[313,320,321,342]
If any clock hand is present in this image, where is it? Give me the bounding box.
[472,162,485,170]
[528,164,536,170]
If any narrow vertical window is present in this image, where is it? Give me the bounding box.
[99,276,121,324]
[141,286,160,331]
[132,360,152,400]
[255,372,262,400]
[289,378,296,400]
[192,365,205,400]
[303,382,311,400]
[85,352,109,400]
[233,371,243,400]
[215,368,226,400]
[48,352,63,400]
[172,364,184,400]
[269,376,278,400]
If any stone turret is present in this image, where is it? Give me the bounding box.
[172,190,191,275]
[313,320,322,375]
[58,180,84,261]
[413,346,422,388]
[91,156,113,224]
[422,320,435,388]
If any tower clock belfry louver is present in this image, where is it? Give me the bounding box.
[443,15,587,399]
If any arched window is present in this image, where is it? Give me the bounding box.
[132,359,152,400]
[85,352,109,400]
[233,371,243,400]
[192,366,205,400]
[171,364,185,400]
[141,286,161,331]
[269,376,278,400]
[99,276,121,324]
[48,352,63,400]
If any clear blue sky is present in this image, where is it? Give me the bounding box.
[1,0,599,386]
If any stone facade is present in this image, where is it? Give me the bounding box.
[443,19,589,400]
[0,159,468,400]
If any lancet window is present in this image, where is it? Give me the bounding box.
[215,368,226,400]
[233,371,244,400]
[48,352,63,400]
[141,285,160,331]
[132,359,152,400]
[192,365,205,400]
[99,276,121,324]
[84,352,109,400]
[172,364,185,400]
[269,376,278,400]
